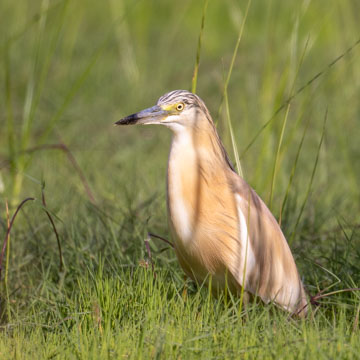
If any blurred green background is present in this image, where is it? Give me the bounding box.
[1,0,359,213]
[0,0,360,358]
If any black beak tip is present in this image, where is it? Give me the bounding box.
[114,114,138,126]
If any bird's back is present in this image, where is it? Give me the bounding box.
[228,171,307,314]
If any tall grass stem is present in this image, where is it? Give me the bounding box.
[191,0,209,94]
[289,109,328,243]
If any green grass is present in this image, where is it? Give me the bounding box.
[1,0,360,358]
[1,266,360,359]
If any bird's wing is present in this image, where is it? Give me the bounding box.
[226,171,307,314]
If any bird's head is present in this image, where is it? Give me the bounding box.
[115,90,211,131]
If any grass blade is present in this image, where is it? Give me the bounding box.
[222,0,252,177]
[4,46,15,179]
[224,88,243,177]
[191,0,209,94]
[268,104,291,209]
[240,37,360,159]
[268,37,309,209]
[279,116,311,225]
[289,109,328,243]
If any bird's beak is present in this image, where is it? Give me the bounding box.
[115,105,169,126]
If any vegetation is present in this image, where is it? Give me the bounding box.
[0,0,359,358]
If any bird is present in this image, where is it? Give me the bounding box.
[116,90,308,316]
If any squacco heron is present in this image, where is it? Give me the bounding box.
[116,90,307,316]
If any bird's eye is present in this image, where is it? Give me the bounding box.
[176,103,184,111]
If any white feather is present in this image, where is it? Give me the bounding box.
[234,194,256,291]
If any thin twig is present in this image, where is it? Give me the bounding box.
[41,186,64,273]
[144,232,175,278]
[148,232,174,248]
[0,197,35,281]
[291,287,360,318]
[5,201,10,285]
[312,288,360,302]
[4,200,11,320]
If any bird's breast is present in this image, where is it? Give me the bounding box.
[166,129,241,283]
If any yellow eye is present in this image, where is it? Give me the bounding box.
[176,103,184,111]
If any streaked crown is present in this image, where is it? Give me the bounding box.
[157,90,212,121]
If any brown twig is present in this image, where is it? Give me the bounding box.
[145,234,156,278]
[0,197,35,281]
[148,232,174,248]
[292,287,360,318]
[25,143,96,204]
[311,288,360,302]
[143,232,175,278]
[41,186,64,273]
[4,201,10,276]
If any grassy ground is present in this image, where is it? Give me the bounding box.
[1,0,360,358]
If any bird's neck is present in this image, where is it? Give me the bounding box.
[169,125,228,174]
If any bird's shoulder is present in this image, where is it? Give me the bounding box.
[226,170,283,235]
[227,171,263,211]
